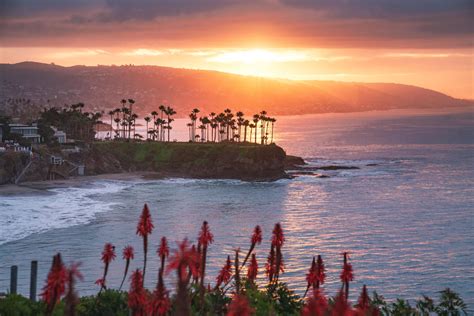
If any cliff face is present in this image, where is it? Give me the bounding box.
[0,152,29,184]
[74,142,288,181]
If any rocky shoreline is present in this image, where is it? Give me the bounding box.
[0,142,368,193]
[1,142,307,187]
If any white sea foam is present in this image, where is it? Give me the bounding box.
[0,181,128,245]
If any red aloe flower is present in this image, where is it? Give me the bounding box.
[166,239,199,315]
[198,220,214,246]
[271,223,284,248]
[137,203,154,284]
[304,257,317,297]
[241,225,263,269]
[123,245,135,260]
[234,249,241,294]
[315,255,326,286]
[157,236,169,289]
[102,243,116,264]
[265,245,275,282]
[158,236,169,259]
[128,269,147,316]
[149,275,171,316]
[41,253,67,316]
[272,223,285,281]
[119,245,134,291]
[340,252,354,300]
[251,225,263,245]
[355,285,379,316]
[198,221,214,308]
[357,285,370,310]
[191,244,201,284]
[305,255,326,297]
[216,255,232,288]
[95,278,105,288]
[98,243,116,291]
[166,239,200,280]
[331,290,353,316]
[227,294,254,316]
[301,289,328,316]
[247,253,258,283]
[64,262,83,316]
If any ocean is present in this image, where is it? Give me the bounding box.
[1,107,473,306]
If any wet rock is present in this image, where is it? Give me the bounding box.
[284,155,306,169]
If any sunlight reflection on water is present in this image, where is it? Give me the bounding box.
[1,108,473,307]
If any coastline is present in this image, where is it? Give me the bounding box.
[0,153,315,195]
[0,171,164,196]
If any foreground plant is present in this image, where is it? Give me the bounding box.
[167,239,200,315]
[137,203,154,285]
[340,252,354,300]
[96,243,116,292]
[41,253,67,315]
[304,255,326,298]
[128,269,147,316]
[241,225,262,268]
[119,245,134,291]
[64,263,83,316]
[198,221,214,308]
[4,205,469,316]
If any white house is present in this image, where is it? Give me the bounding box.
[8,123,41,143]
[52,126,67,143]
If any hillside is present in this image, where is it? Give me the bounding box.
[0,142,292,184]
[0,62,470,117]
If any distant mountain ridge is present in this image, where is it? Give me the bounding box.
[0,62,470,117]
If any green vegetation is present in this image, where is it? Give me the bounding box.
[89,141,286,180]
[0,284,467,315]
[39,103,102,143]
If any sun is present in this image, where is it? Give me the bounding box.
[208,49,306,64]
[204,48,307,77]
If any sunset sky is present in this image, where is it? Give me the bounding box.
[1,0,472,99]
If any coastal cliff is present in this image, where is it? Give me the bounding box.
[81,142,289,181]
[0,142,297,184]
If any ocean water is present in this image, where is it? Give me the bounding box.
[0,107,473,307]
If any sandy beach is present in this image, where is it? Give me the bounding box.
[0,172,165,195]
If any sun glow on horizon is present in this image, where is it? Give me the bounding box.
[207,49,307,64]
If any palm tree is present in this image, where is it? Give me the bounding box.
[236,111,244,142]
[144,117,151,140]
[252,114,259,143]
[120,99,127,138]
[108,110,115,140]
[243,120,249,142]
[165,106,176,142]
[127,99,135,140]
[186,123,193,142]
[224,109,233,141]
[150,111,158,140]
[114,118,120,139]
[189,108,200,142]
[158,105,166,141]
[259,111,267,144]
[269,117,276,144]
[249,123,255,142]
[198,124,206,142]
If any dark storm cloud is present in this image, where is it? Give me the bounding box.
[0,0,99,18]
[0,0,242,20]
[98,0,242,21]
[279,0,473,18]
[0,0,472,48]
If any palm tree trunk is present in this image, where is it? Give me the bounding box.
[271,122,274,143]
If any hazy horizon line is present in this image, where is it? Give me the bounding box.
[5,60,471,100]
